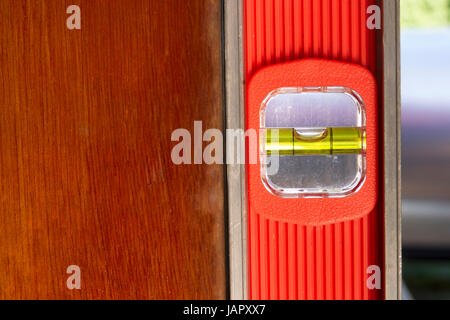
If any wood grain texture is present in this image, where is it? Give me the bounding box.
[0,0,226,299]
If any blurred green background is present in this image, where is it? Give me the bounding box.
[401,0,450,27]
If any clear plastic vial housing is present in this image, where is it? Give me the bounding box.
[260,87,367,199]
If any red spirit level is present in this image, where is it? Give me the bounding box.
[225,0,401,301]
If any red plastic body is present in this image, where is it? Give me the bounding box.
[248,58,378,225]
[244,0,383,300]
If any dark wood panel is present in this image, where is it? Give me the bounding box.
[0,0,225,299]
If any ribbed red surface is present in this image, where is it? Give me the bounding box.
[244,0,382,300]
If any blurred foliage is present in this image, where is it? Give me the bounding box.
[401,0,450,28]
[404,259,450,300]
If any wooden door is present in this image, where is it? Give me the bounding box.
[0,0,226,299]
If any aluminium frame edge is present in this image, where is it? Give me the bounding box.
[225,0,248,300]
[383,0,402,301]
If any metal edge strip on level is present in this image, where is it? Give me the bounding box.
[224,0,248,300]
[383,0,402,301]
